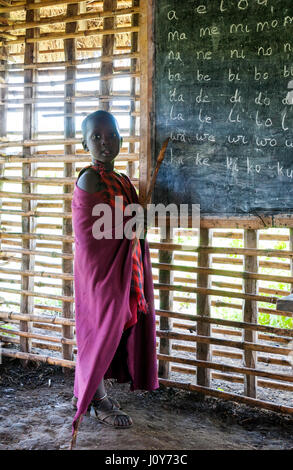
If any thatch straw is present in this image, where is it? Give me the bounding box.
[3,1,134,63]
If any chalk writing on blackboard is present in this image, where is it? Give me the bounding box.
[153,0,293,215]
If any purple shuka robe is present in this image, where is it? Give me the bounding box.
[71,172,159,434]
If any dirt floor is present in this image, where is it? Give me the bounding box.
[0,357,293,451]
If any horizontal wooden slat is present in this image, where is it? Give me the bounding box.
[1,25,140,46]
[0,6,140,32]
[157,330,290,356]
[157,353,293,383]
[158,378,293,415]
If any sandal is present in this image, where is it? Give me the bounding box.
[90,405,133,428]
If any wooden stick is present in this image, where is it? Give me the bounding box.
[127,0,139,185]
[0,1,13,8]
[0,266,73,280]
[0,326,76,345]
[0,6,140,32]
[243,229,258,398]
[156,330,290,356]
[0,310,75,326]
[148,242,293,258]
[132,138,169,254]
[61,2,78,365]
[158,221,173,379]
[151,261,293,284]
[157,353,293,383]
[155,309,293,337]
[0,0,129,13]
[257,379,293,392]
[3,93,140,104]
[153,282,278,304]
[196,228,212,388]
[159,378,293,415]
[1,25,140,46]
[0,21,7,256]
[0,52,139,71]
[19,0,38,358]
[100,0,116,112]
[0,136,139,148]
[153,253,291,272]
[290,228,293,293]
[1,347,75,368]
[0,153,138,162]
[208,372,293,391]
[1,176,76,184]
[0,72,139,89]
[144,138,170,206]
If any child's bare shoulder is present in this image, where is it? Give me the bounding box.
[77,167,106,193]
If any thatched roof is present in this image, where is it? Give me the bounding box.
[0,1,134,63]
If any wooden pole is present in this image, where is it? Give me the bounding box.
[196,228,212,388]
[0,28,7,253]
[0,25,139,46]
[62,2,79,364]
[243,229,258,398]
[158,221,173,378]
[139,0,153,204]
[100,0,117,111]
[289,228,293,294]
[20,0,38,358]
[0,52,139,71]
[127,0,139,180]
[1,347,75,369]
[0,6,140,33]
[0,0,129,14]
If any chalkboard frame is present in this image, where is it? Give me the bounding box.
[144,0,293,228]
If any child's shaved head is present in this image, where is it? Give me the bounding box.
[81,110,120,140]
[81,110,122,163]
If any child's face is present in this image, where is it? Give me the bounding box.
[84,117,121,163]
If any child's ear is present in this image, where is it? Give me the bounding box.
[82,139,89,152]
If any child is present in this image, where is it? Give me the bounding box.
[71,110,159,440]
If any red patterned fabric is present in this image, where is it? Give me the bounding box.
[80,162,148,330]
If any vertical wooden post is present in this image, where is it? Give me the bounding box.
[243,229,258,398]
[196,227,212,388]
[128,0,139,180]
[139,0,153,205]
[100,0,117,112]
[158,221,173,378]
[30,2,39,269]
[20,1,38,356]
[290,228,293,294]
[62,3,79,363]
[0,39,7,253]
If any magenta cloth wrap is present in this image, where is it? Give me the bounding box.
[71,175,159,434]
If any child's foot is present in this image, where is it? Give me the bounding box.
[71,394,121,412]
[91,395,133,428]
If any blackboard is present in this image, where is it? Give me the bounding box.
[153,0,293,216]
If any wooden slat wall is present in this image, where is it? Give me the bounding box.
[0,0,292,417]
